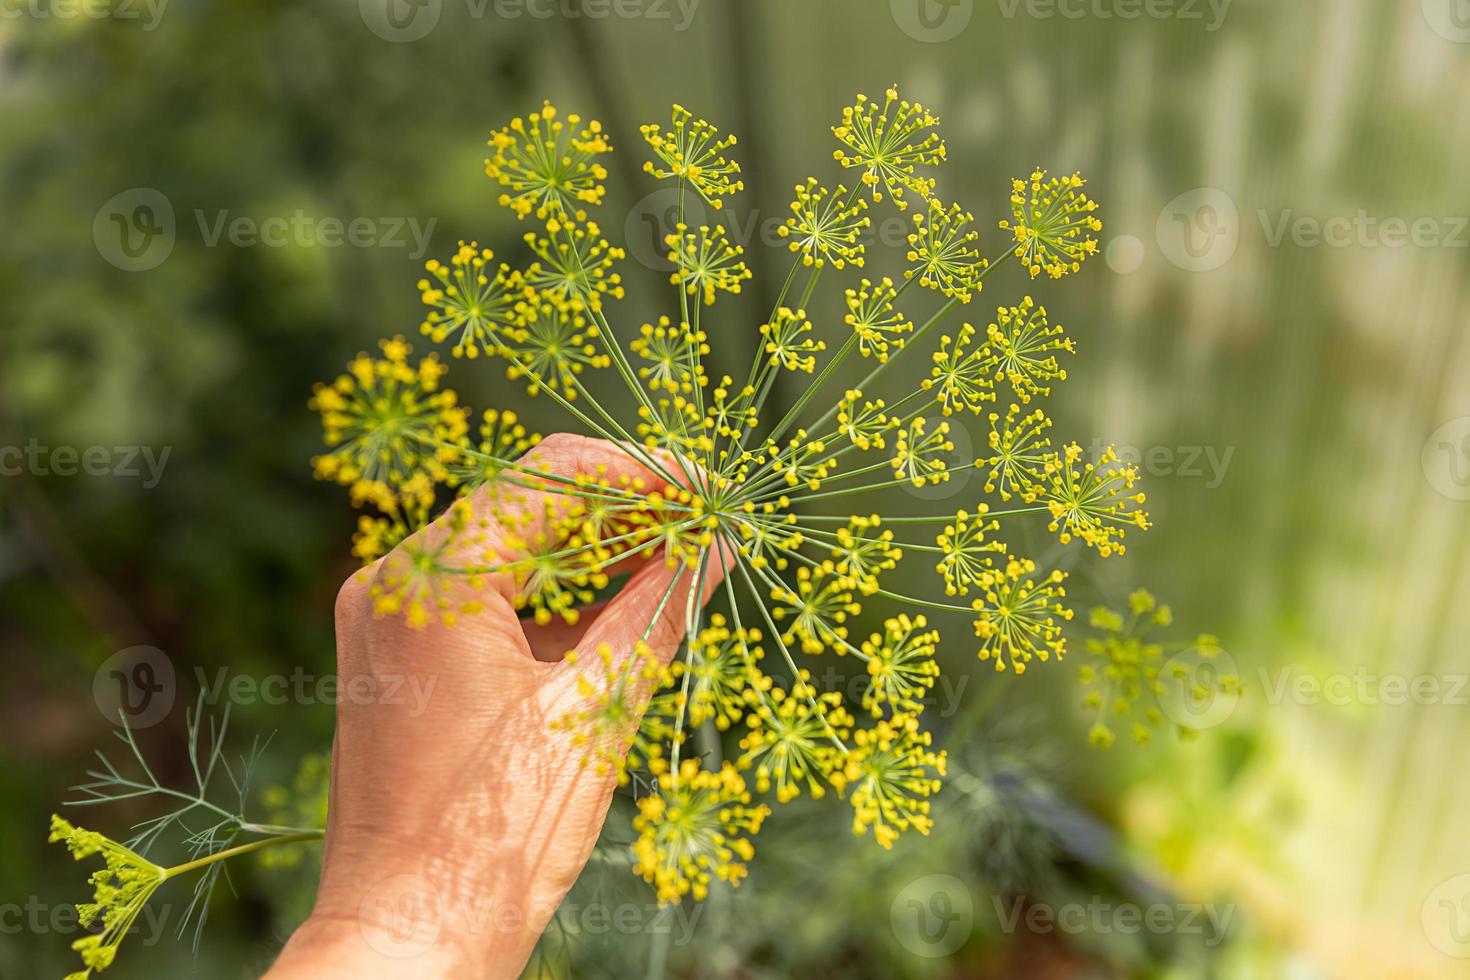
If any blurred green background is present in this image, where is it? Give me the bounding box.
[4,0,1470,977]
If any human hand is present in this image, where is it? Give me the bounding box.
[266,434,721,979]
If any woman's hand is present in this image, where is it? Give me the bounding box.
[267,434,720,979]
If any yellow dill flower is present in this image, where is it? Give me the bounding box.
[1043,443,1150,557]
[760,307,825,373]
[370,499,489,629]
[417,241,524,359]
[1080,590,1236,747]
[769,563,860,654]
[935,507,1002,597]
[503,299,610,399]
[451,408,541,491]
[906,198,988,302]
[309,336,468,492]
[738,681,851,802]
[970,556,1071,673]
[832,86,945,210]
[636,395,705,456]
[987,296,1073,402]
[522,214,626,313]
[556,642,674,783]
[844,276,913,362]
[1000,168,1102,279]
[890,416,953,488]
[630,315,708,394]
[50,814,167,979]
[641,104,744,208]
[859,614,941,716]
[778,178,869,269]
[632,760,769,904]
[978,404,1053,502]
[835,390,897,451]
[484,101,610,220]
[506,518,609,626]
[834,713,945,849]
[679,613,762,730]
[923,323,998,416]
[733,501,802,572]
[666,223,752,306]
[830,514,900,595]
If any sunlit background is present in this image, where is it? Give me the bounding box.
[4,0,1470,977]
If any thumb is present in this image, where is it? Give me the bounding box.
[567,536,731,678]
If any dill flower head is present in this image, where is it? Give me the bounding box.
[906,198,988,302]
[936,507,1002,597]
[979,404,1052,502]
[860,614,941,716]
[924,322,998,416]
[1043,443,1150,556]
[1000,168,1102,279]
[778,178,870,269]
[987,296,1073,402]
[632,759,770,904]
[299,89,1214,909]
[309,336,468,494]
[834,713,946,849]
[844,276,913,363]
[50,814,167,978]
[739,681,851,802]
[970,556,1072,673]
[417,241,523,359]
[641,105,744,208]
[484,101,610,220]
[666,223,752,306]
[832,86,946,210]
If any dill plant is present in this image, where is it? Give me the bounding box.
[46,87,1238,976]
